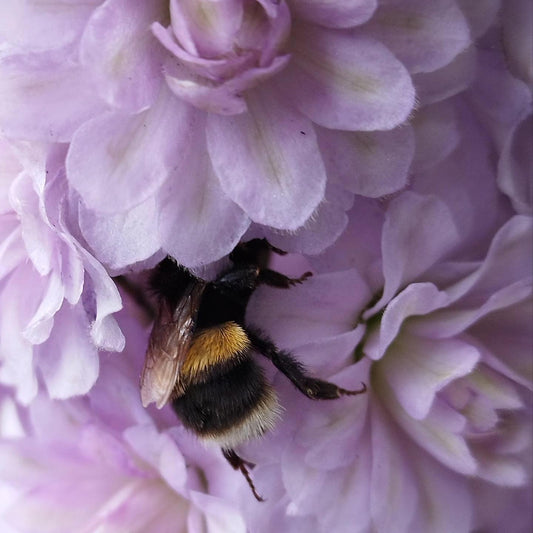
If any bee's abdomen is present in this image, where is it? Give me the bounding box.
[172,356,281,448]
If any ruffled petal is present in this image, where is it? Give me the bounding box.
[23,272,65,345]
[248,269,371,348]
[413,46,476,106]
[0,218,25,280]
[207,86,326,230]
[469,299,533,388]
[0,263,41,403]
[66,91,195,214]
[381,336,480,419]
[37,304,99,399]
[78,196,161,271]
[0,0,96,52]
[502,0,533,85]
[378,376,478,475]
[411,100,461,172]
[262,182,351,255]
[289,0,377,29]
[9,171,55,275]
[360,0,471,74]
[80,0,165,112]
[0,50,106,142]
[158,134,250,267]
[445,216,533,306]
[364,283,450,359]
[0,140,22,215]
[469,48,531,138]
[317,124,414,197]
[457,0,501,38]
[282,24,415,130]
[409,453,472,533]
[79,247,125,352]
[497,114,532,215]
[412,102,508,258]
[309,197,384,286]
[187,491,246,533]
[411,280,531,340]
[296,363,370,470]
[370,402,418,533]
[366,192,459,316]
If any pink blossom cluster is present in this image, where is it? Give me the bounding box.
[0,0,531,532]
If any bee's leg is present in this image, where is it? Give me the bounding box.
[247,329,367,400]
[222,448,264,502]
[258,268,313,289]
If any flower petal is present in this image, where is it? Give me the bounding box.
[409,453,472,533]
[310,196,384,286]
[80,0,165,112]
[360,0,471,73]
[381,336,480,419]
[411,100,461,172]
[289,0,377,29]
[366,192,459,316]
[158,138,250,268]
[498,114,532,215]
[412,102,507,256]
[502,0,533,85]
[457,0,501,38]
[79,247,125,353]
[0,50,106,142]
[0,140,22,215]
[78,196,161,271]
[317,124,414,197]
[37,304,99,399]
[377,374,478,475]
[248,269,370,348]
[364,282,450,359]
[0,264,38,403]
[207,86,326,230]
[66,91,194,214]
[413,45,476,105]
[23,272,64,345]
[0,0,96,52]
[262,182,351,255]
[370,401,418,533]
[282,24,415,130]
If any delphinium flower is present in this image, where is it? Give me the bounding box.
[0,312,247,533]
[0,139,124,404]
[0,0,476,268]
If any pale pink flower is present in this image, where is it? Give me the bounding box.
[0,139,124,403]
[0,315,246,533]
[0,0,474,268]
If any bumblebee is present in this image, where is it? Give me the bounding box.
[140,239,366,500]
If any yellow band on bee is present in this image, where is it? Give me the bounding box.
[182,322,251,378]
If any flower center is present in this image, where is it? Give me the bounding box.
[152,0,292,114]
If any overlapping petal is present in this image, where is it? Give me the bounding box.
[80,0,166,112]
[359,0,471,74]
[283,24,415,131]
[0,51,106,142]
[207,87,326,230]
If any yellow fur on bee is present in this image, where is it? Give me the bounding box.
[182,322,250,379]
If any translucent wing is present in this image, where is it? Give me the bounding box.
[141,281,205,408]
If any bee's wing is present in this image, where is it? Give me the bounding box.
[140,282,205,409]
